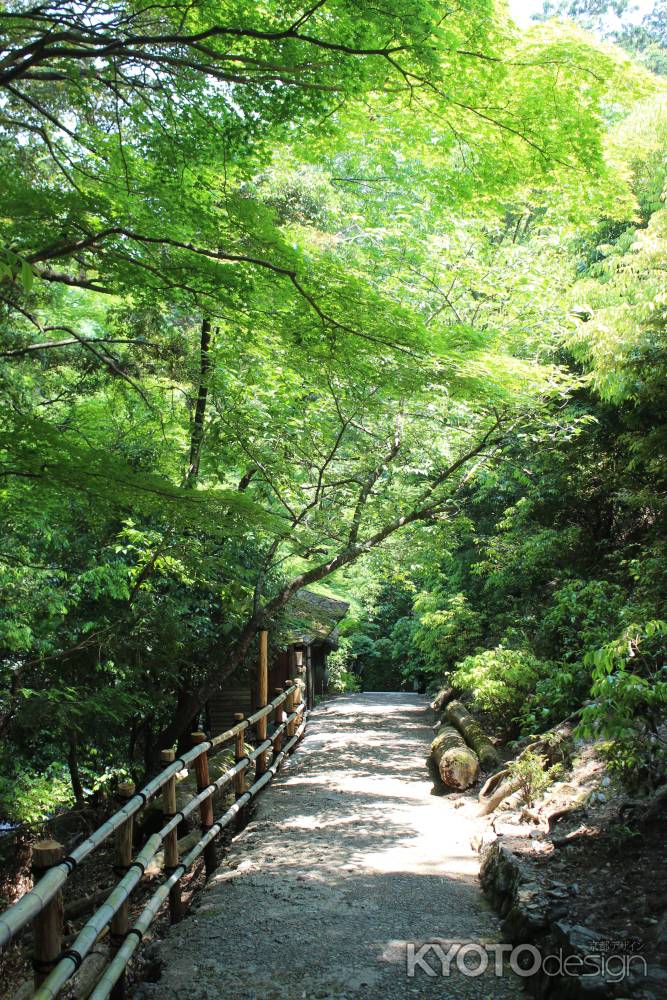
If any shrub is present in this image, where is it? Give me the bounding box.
[413,592,483,675]
[328,667,362,694]
[578,620,667,789]
[327,640,362,693]
[539,579,626,661]
[450,646,550,724]
[0,758,75,825]
[520,660,592,733]
[507,750,563,807]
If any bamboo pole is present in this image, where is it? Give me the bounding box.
[28,753,258,999]
[31,841,64,990]
[8,740,256,988]
[256,630,269,777]
[210,713,247,749]
[160,750,183,923]
[0,694,300,978]
[109,782,135,1000]
[0,739,217,950]
[272,688,284,755]
[89,716,307,1000]
[191,733,217,877]
[33,757,253,1000]
[244,689,287,728]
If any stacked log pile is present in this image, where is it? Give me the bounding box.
[428,692,499,790]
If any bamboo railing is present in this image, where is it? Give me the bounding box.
[0,675,305,1000]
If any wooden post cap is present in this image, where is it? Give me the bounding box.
[32,841,63,869]
[191,731,207,744]
[117,782,135,799]
[234,712,244,721]
[161,749,176,763]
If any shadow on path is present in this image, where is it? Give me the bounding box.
[135,693,522,1000]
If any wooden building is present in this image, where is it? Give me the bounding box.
[207,590,349,737]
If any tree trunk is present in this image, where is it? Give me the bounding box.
[478,768,521,815]
[186,316,212,484]
[150,421,509,770]
[430,726,479,790]
[67,732,85,808]
[431,685,456,712]
[148,616,259,773]
[445,700,499,771]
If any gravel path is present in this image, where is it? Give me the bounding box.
[136,693,521,999]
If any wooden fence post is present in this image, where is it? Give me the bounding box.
[293,676,302,715]
[306,644,314,709]
[160,750,183,923]
[233,714,246,800]
[233,713,247,831]
[256,629,269,777]
[191,733,217,877]
[110,782,135,999]
[273,688,284,755]
[32,840,64,990]
[286,681,296,738]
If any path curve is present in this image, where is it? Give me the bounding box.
[136,693,520,999]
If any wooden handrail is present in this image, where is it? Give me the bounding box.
[0,682,304,1000]
[90,713,307,1000]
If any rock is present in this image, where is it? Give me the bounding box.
[493,821,534,839]
[627,963,667,996]
[471,831,497,853]
[552,921,606,954]
[480,844,549,939]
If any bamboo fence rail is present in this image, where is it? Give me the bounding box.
[89,715,306,1000]
[0,672,305,1000]
[0,688,292,949]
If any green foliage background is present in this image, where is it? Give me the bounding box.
[0,0,666,821]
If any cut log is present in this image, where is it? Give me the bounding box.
[430,726,480,790]
[430,685,455,713]
[445,700,499,771]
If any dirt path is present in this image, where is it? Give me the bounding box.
[135,693,521,999]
